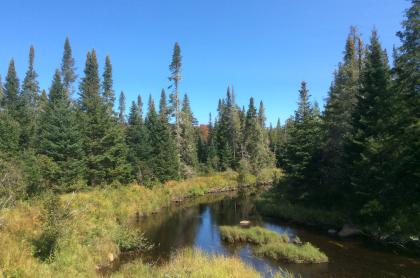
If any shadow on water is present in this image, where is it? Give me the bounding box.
[124,190,420,277]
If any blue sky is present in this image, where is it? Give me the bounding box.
[0,0,410,125]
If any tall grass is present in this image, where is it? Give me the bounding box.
[113,248,261,278]
[0,170,279,277]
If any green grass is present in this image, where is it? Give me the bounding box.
[220,226,289,244]
[255,242,328,263]
[219,226,328,264]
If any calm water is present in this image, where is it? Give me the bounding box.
[133,191,420,277]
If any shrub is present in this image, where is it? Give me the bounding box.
[32,193,69,262]
[114,225,152,252]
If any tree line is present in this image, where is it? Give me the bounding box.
[0,40,273,205]
[268,1,419,236]
[1,1,418,239]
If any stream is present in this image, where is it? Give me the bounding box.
[129,190,420,277]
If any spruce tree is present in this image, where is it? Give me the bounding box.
[347,31,393,222]
[159,89,169,123]
[37,70,84,189]
[4,59,20,118]
[0,111,20,154]
[146,95,179,182]
[79,50,131,185]
[118,91,126,124]
[22,45,39,106]
[102,55,115,113]
[61,37,77,97]
[390,0,420,229]
[243,97,274,173]
[180,93,198,174]
[20,45,40,148]
[168,42,182,175]
[126,99,150,182]
[321,27,363,200]
[283,82,322,201]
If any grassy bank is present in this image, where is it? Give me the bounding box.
[220,226,328,263]
[0,169,280,277]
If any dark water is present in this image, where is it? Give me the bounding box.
[134,191,420,278]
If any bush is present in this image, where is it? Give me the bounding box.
[114,225,152,252]
[32,193,69,262]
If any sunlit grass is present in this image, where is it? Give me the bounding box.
[112,249,265,277]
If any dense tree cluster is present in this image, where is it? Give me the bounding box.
[0,39,273,199]
[269,1,419,236]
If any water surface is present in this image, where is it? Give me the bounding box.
[134,191,420,277]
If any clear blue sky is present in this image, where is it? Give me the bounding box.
[0,0,410,125]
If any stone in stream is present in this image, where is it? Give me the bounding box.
[239,220,251,225]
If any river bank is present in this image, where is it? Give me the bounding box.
[256,188,420,256]
[0,169,280,277]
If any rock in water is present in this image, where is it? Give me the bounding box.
[240,220,251,225]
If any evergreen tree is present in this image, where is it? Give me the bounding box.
[180,93,198,174]
[0,111,20,154]
[146,95,179,182]
[168,42,182,175]
[243,97,274,173]
[126,99,151,182]
[37,70,84,189]
[389,0,420,230]
[159,89,169,123]
[283,82,322,201]
[61,37,77,97]
[3,60,20,118]
[227,87,243,166]
[118,91,126,124]
[79,50,131,185]
[215,98,232,169]
[321,27,363,200]
[102,55,115,113]
[20,45,40,148]
[347,30,393,222]
[22,45,39,106]
[206,113,219,169]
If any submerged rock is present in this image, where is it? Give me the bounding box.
[338,224,362,237]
